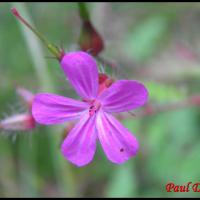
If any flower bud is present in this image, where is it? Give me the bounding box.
[16,87,34,110]
[0,113,36,131]
[78,20,104,56]
[98,73,109,84]
[98,73,115,94]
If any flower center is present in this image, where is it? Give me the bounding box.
[89,100,101,116]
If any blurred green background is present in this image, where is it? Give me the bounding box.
[1,2,200,197]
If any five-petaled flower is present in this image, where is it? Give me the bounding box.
[32,51,148,167]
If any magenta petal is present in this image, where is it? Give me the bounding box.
[99,80,148,113]
[60,51,99,100]
[96,111,139,164]
[61,113,97,167]
[32,93,88,125]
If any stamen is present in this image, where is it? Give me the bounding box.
[88,100,101,116]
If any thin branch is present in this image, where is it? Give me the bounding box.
[136,95,200,119]
[77,2,90,21]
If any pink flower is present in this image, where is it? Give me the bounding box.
[32,51,148,167]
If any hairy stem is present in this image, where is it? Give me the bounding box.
[11,7,63,61]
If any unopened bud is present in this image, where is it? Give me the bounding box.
[98,73,115,94]
[16,87,34,110]
[98,73,109,84]
[79,20,104,56]
[0,113,36,131]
